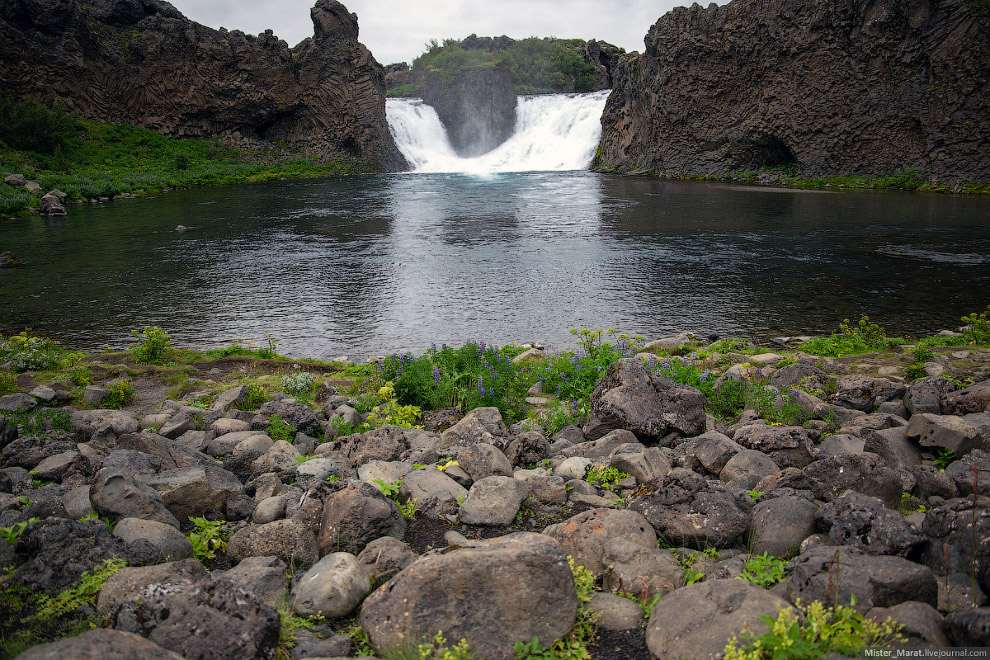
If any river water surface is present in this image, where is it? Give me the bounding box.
[2,171,989,358]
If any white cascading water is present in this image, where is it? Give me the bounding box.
[386,90,610,174]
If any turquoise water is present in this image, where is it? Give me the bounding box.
[1,172,988,359]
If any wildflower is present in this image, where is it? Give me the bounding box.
[433,366,440,384]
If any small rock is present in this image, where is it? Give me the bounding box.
[292,551,369,618]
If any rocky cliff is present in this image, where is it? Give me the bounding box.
[0,0,407,171]
[596,0,990,184]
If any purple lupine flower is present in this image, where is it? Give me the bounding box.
[433,366,440,384]
[478,376,486,397]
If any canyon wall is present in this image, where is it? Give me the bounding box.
[596,0,990,183]
[0,0,407,171]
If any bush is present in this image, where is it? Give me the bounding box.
[281,370,318,398]
[0,96,81,155]
[102,378,134,409]
[0,331,67,373]
[129,326,174,364]
[723,600,903,660]
[0,368,16,395]
[801,317,904,357]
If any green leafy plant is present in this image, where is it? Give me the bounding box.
[9,409,73,436]
[723,599,904,660]
[739,553,787,589]
[398,499,419,520]
[584,466,631,492]
[101,378,134,409]
[0,517,39,545]
[237,383,267,411]
[27,558,126,622]
[379,630,475,660]
[514,635,555,660]
[374,478,403,499]
[187,516,228,561]
[277,605,324,657]
[0,331,69,372]
[0,368,17,395]
[67,365,93,386]
[329,416,358,437]
[933,448,957,471]
[548,556,598,660]
[129,326,175,365]
[363,382,422,430]
[266,414,295,442]
[960,305,990,344]
[800,317,904,357]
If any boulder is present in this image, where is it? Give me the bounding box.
[609,445,671,484]
[337,426,410,467]
[107,579,280,660]
[504,431,551,467]
[206,430,272,457]
[227,519,318,570]
[645,579,791,660]
[458,475,529,526]
[219,555,287,609]
[398,466,466,503]
[601,537,684,596]
[628,469,752,548]
[783,546,938,613]
[91,467,180,528]
[158,412,197,440]
[719,449,780,484]
[455,443,513,481]
[98,558,209,611]
[142,465,243,520]
[358,536,418,585]
[252,496,287,524]
[318,480,406,555]
[557,429,642,461]
[942,379,990,415]
[544,508,656,577]
[211,385,248,412]
[253,439,301,471]
[257,399,320,435]
[676,431,743,475]
[945,449,990,496]
[814,492,925,558]
[292,551,369,618]
[438,406,509,450]
[13,629,182,660]
[942,607,990,647]
[905,377,956,416]
[359,533,576,660]
[732,424,816,467]
[587,592,644,631]
[803,453,903,509]
[906,413,987,456]
[589,359,706,444]
[863,426,922,467]
[113,517,194,561]
[0,392,35,412]
[71,409,139,438]
[747,494,817,557]
[920,495,990,593]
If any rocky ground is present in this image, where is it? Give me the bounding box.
[1,335,989,659]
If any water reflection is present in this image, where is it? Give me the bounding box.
[0,173,988,358]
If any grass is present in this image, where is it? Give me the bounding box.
[0,96,369,215]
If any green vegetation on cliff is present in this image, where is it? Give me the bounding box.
[399,36,607,96]
[0,96,368,215]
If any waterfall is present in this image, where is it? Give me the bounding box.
[386,90,610,174]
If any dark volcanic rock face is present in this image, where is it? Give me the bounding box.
[0,0,407,171]
[597,0,990,183]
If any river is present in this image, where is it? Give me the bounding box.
[1,93,988,359]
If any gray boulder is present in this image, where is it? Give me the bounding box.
[601,537,684,596]
[107,579,280,660]
[13,629,182,660]
[398,466,466,503]
[645,579,791,660]
[863,426,922,467]
[747,494,817,557]
[359,532,576,660]
[504,431,551,467]
[905,377,955,416]
[456,442,513,481]
[220,555,287,609]
[674,431,742,475]
[906,413,987,456]
[920,495,990,593]
[292,551,369,617]
[942,379,990,415]
[733,424,816,467]
[458,475,529,526]
[944,449,990,496]
[142,465,243,520]
[71,409,140,438]
[719,449,780,484]
[942,607,990,647]
[358,536,418,585]
[227,519,318,570]
[91,467,180,528]
[544,508,656,577]
[628,468,752,548]
[0,392,36,412]
[783,546,938,613]
[159,412,197,440]
[803,453,903,509]
[257,399,320,435]
[438,406,510,451]
[97,558,209,611]
[336,426,410,467]
[590,359,706,444]
[814,492,925,557]
[318,480,406,555]
[587,592,644,631]
[113,518,194,561]
[609,445,671,484]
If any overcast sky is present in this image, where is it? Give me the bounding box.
[166,1,725,65]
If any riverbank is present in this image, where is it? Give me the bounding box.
[592,162,990,195]
[0,97,368,217]
[1,316,989,657]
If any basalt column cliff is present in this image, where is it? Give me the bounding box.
[0,0,407,171]
[596,0,990,184]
